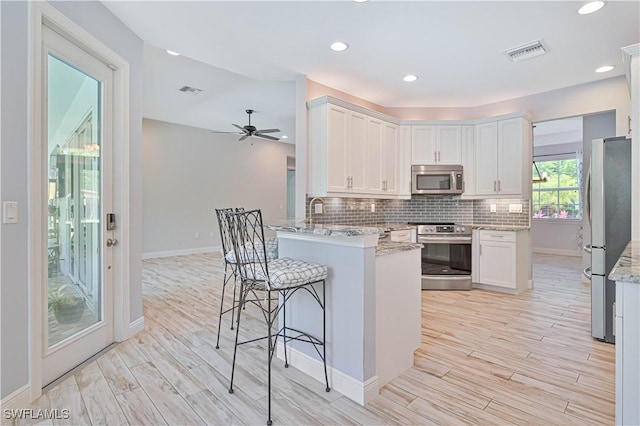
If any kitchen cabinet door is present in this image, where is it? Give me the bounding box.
[398,126,412,197]
[348,111,368,193]
[461,125,475,197]
[436,125,462,164]
[382,123,399,194]
[497,118,524,196]
[366,117,384,193]
[411,126,437,164]
[474,122,499,195]
[326,105,350,192]
[478,240,515,288]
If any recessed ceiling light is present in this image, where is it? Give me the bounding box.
[166,50,180,56]
[403,74,418,82]
[578,1,605,15]
[353,0,369,2]
[595,65,614,73]
[330,42,349,52]
[282,135,288,139]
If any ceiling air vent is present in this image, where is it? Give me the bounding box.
[178,85,203,95]
[504,40,546,63]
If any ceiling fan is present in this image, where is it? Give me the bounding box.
[212,109,281,141]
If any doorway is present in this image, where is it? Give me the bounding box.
[40,24,116,386]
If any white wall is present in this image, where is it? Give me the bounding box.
[532,221,582,256]
[0,1,143,400]
[142,119,295,257]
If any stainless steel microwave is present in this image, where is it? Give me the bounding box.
[411,165,464,195]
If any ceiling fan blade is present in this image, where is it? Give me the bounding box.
[238,134,250,141]
[232,123,247,132]
[211,131,243,133]
[255,133,280,141]
[255,128,280,134]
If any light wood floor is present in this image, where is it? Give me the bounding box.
[16,253,614,425]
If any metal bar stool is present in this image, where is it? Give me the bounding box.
[225,208,330,426]
[215,208,279,349]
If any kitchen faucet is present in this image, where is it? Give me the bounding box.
[308,197,324,224]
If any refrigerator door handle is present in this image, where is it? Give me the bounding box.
[585,166,591,227]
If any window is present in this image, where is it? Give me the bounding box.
[532,157,581,219]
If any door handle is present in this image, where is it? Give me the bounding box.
[106,238,118,247]
[438,151,441,162]
[434,151,437,163]
[583,244,592,254]
[494,180,497,192]
[497,180,501,191]
[583,267,592,280]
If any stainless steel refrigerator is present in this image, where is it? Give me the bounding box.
[585,136,631,343]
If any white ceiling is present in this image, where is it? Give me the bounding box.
[102,1,640,139]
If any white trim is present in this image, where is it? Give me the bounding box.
[127,316,145,338]
[0,385,32,411]
[306,95,531,126]
[532,247,582,257]
[29,1,131,402]
[142,246,218,259]
[275,342,380,405]
[622,44,640,98]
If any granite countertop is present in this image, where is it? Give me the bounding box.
[609,241,640,284]
[466,224,531,231]
[265,220,381,237]
[367,223,416,233]
[376,242,423,256]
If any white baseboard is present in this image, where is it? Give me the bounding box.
[275,342,379,405]
[1,384,31,411]
[532,247,582,257]
[142,246,220,259]
[127,316,145,338]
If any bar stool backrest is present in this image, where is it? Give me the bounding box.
[228,209,270,286]
[215,207,243,263]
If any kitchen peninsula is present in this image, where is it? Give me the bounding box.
[265,221,422,405]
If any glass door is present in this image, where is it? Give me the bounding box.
[42,25,114,386]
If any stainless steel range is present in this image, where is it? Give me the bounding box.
[409,222,472,290]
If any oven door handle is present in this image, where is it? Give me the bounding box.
[418,236,472,244]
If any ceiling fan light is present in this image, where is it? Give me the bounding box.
[330,41,349,52]
[578,1,605,14]
[282,135,288,139]
[595,65,614,73]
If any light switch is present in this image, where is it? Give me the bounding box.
[490,203,497,213]
[3,201,18,224]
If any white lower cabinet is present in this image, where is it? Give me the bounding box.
[614,279,640,425]
[473,229,530,294]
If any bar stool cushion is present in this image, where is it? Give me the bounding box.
[223,238,279,264]
[250,257,328,290]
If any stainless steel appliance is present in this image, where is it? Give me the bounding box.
[584,137,631,343]
[411,165,464,195]
[410,222,472,290]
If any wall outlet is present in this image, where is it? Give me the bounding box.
[370,203,376,213]
[194,232,200,239]
[508,203,523,213]
[490,204,497,213]
[314,203,323,214]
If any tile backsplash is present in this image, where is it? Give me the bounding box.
[307,196,530,227]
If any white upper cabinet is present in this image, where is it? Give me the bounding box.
[382,123,399,194]
[474,117,531,198]
[475,122,500,196]
[460,125,475,198]
[366,117,384,193]
[308,97,402,199]
[411,125,462,165]
[308,96,530,200]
